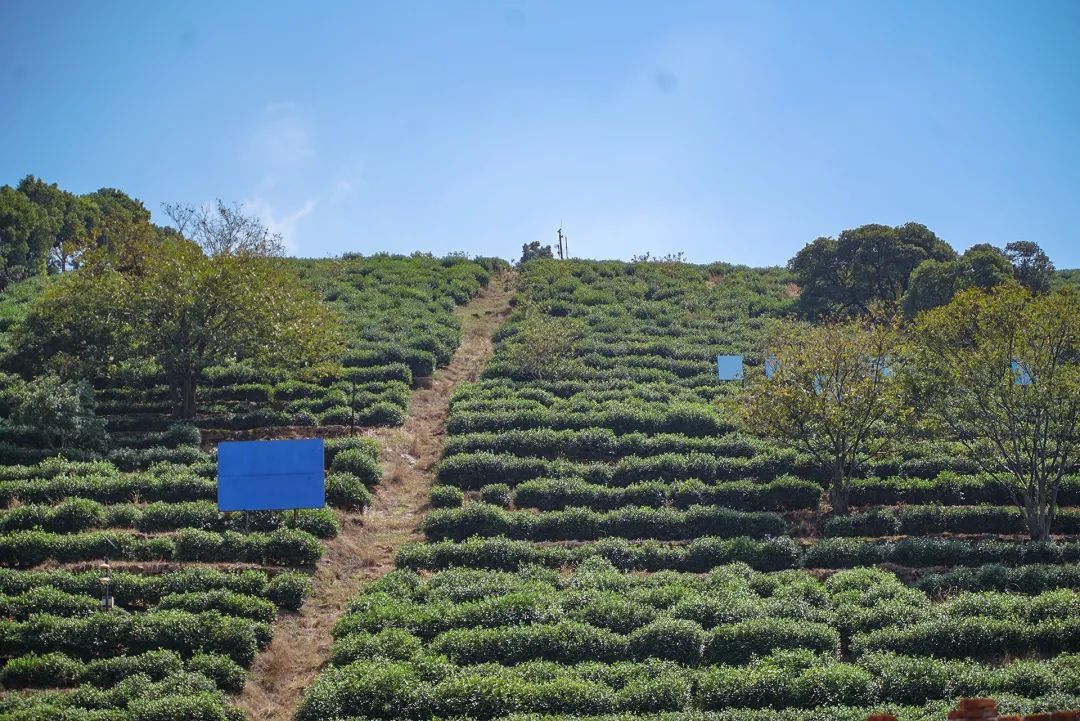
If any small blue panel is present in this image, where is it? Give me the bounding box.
[716,354,744,381]
[1011,359,1032,386]
[218,438,325,512]
[764,355,780,379]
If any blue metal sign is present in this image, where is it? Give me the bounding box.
[764,355,780,379]
[218,438,325,512]
[1011,359,1032,386]
[716,354,744,381]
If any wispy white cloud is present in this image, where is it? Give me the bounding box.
[243,196,317,252]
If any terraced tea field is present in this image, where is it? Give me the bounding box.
[2,256,1078,721]
[0,255,504,720]
[300,259,1080,721]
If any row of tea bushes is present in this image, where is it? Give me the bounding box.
[0,527,325,567]
[1,648,246,693]
[825,505,1080,537]
[397,536,1080,574]
[422,503,788,542]
[434,476,824,513]
[0,669,247,720]
[0,566,310,611]
[295,651,1080,720]
[0,499,340,537]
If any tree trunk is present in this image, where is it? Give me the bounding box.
[181,371,198,419]
[172,370,199,419]
[1022,488,1051,542]
[829,465,850,515]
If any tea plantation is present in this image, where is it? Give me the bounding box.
[298,259,1080,721]
[0,255,499,720]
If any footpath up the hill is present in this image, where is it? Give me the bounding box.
[237,272,516,721]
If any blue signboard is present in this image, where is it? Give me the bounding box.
[764,355,780,379]
[218,438,325,512]
[1011,359,1032,386]
[716,354,744,381]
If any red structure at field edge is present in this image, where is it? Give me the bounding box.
[867,698,1080,721]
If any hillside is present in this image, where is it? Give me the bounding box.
[0,256,1078,721]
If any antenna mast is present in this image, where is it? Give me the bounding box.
[557,227,568,260]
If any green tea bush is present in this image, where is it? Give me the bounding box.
[329,448,381,487]
[703,619,841,664]
[429,485,465,508]
[627,618,706,664]
[265,571,312,611]
[428,621,628,665]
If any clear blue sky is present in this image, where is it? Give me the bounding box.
[2,1,1078,266]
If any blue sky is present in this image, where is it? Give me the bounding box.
[2,1,1078,266]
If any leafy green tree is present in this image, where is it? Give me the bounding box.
[907,284,1080,540]
[733,315,905,514]
[1006,240,1055,293]
[520,241,554,264]
[16,175,102,273]
[904,243,1027,316]
[11,374,107,451]
[788,223,955,318]
[21,209,342,418]
[0,186,50,285]
[903,258,965,316]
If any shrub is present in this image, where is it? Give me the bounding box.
[429,485,465,509]
[265,572,312,611]
[627,618,706,664]
[82,649,185,686]
[357,401,407,426]
[330,628,423,665]
[429,621,628,665]
[325,472,373,509]
[185,653,247,693]
[704,619,841,664]
[329,449,381,487]
[0,651,83,687]
[155,590,277,624]
[479,483,512,508]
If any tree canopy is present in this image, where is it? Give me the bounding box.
[906,283,1080,540]
[788,222,1060,318]
[0,175,167,287]
[19,207,342,418]
[903,241,1055,316]
[787,223,955,318]
[520,241,554,264]
[733,314,906,514]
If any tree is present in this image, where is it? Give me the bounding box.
[733,315,905,514]
[0,186,50,286]
[11,374,107,451]
[20,208,341,419]
[907,284,1080,541]
[16,175,101,273]
[903,258,966,317]
[164,200,285,257]
[1006,240,1054,293]
[788,223,955,317]
[520,241,553,264]
[903,244,1016,317]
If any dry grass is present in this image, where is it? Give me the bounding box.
[235,271,516,721]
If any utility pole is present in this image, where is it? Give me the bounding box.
[557,227,568,260]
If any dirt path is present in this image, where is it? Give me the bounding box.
[236,272,515,721]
